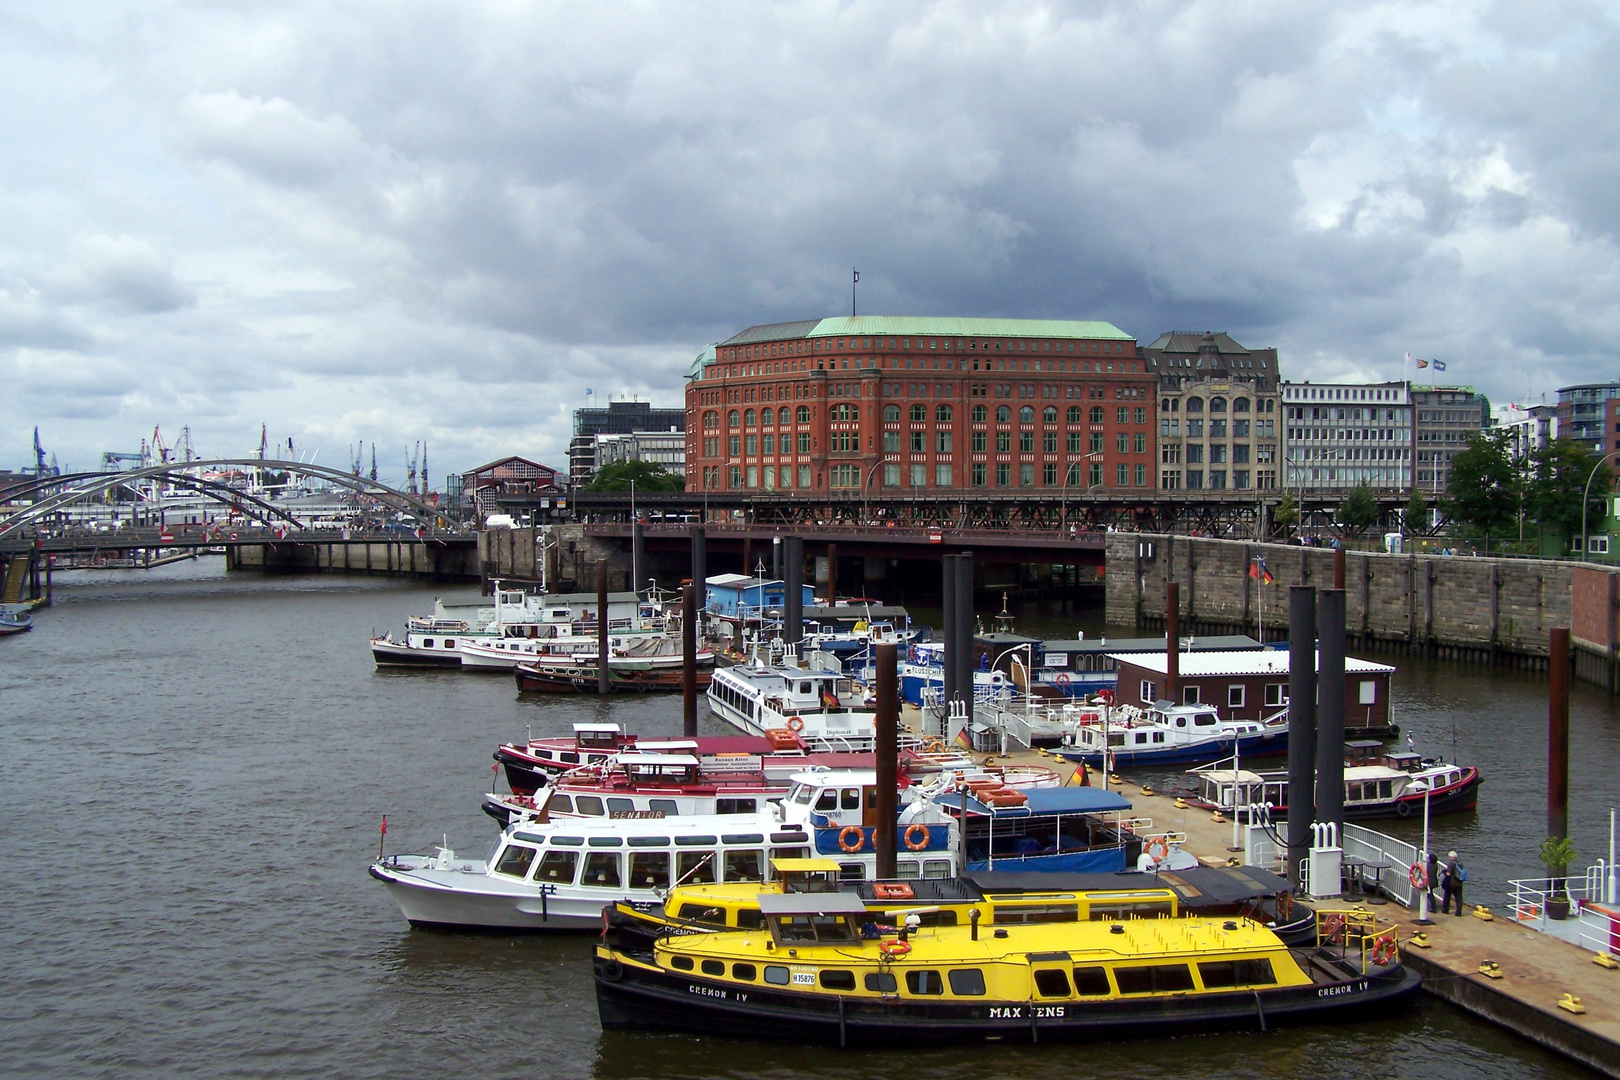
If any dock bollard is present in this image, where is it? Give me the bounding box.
[1478,960,1503,979]
[1471,905,1495,922]
[1593,952,1618,969]
[1557,993,1587,1014]
[1174,798,1189,809]
[1408,932,1431,949]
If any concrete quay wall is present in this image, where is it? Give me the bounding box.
[1106,533,1571,670]
[228,540,478,581]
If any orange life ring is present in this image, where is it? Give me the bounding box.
[838,825,865,853]
[787,717,805,733]
[1146,837,1171,861]
[873,882,915,900]
[1055,673,1071,686]
[1321,913,1346,944]
[879,939,911,959]
[1372,935,1398,966]
[1409,863,1428,890]
[903,823,931,851]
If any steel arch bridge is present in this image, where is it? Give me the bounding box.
[0,459,445,539]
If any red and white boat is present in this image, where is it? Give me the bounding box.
[494,723,789,795]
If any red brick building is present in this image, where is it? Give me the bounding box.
[685,317,1155,494]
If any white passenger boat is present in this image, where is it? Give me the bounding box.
[1050,700,1288,768]
[370,584,649,668]
[707,663,907,753]
[459,627,693,672]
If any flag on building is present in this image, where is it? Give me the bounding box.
[1249,556,1274,584]
[1433,359,1447,371]
[1415,359,1429,369]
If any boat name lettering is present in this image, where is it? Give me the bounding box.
[1316,981,1369,998]
[689,984,728,999]
[989,1006,1023,1019]
[1034,1006,1065,1018]
[609,811,667,819]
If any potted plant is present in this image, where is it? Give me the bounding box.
[1540,836,1579,920]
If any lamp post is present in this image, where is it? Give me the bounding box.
[1579,450,1620,559]
[1059,453,1104,531]
[862,456,898,525]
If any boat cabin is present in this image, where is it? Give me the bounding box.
[705,575,815,620]
[1039,635,1263,679]
[1112,649,1394,728]
[758,892,871,947]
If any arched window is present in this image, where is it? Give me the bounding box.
[1209,397,1227,413]
[972,404,987,422]
[996,405,1011,423]
[745,409,756,426]
[1019,405,1034,423]
[1090,406,1104,423]
[728,410,740,428]
[1067,406,1081,423]
[884,404,900,422]
[936,405,952,423]
[796,405,810,423]
[1161,399,1172,412]
[1186,398,1204,413]
[1043,406,1058,423]
[704,410,719,429]
[1233,397,1251,412]
[910,404,926,422]
[760,407,774,425]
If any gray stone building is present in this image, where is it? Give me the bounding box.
[1143,331,1281,492]
[1411,385,1489,493]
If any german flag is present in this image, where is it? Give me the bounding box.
[1249,556,1274,585]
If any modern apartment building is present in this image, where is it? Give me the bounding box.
[1281,381,1412,492]
[569,400,685,485]
[1412,385,1489,491]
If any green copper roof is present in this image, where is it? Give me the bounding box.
[687,342,716,379]
[808,316,1132,340]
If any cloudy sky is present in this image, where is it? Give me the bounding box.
[3,1,1615,487]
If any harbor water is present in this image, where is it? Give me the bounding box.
[1,563,1611,1079]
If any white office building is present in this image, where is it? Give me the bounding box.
[1282,381,1412,492]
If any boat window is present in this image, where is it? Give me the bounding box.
[723,833,765,845]
[924,860,952,879]
[905,970,944,995]
[630,852,671,889]
[820,970,856,990]
[423,639,434,648]
[1153,732,1165,743]
[1134,733,1147,745]
[841,789,860,810]
[1033,969,1070,997]
[732,963,756,980]
[649,799,679,816]
[550,794,573,813]
[673,903,726,926]
[1197,958,1277,988]
[1090,902,1172,921]
[1176,717,1186,728]
[550,835,584,846]
[560,752,579,764]
[444,640,456,648]
[724,851,763,882]
[582,852,621,887]
[736,908,763,929]
[772,830,810,844]
[838,862,865,881]
[895,861,921,880]
[494,844,537,879]
[1379,780,1393,799]
[588,836,623,847]
[1072,967,1112,996]
[792,786,814,805]
[799,682,812,694]
[1194,715,1216,727]
[670,956,694,971]
[1114,964,1195,994]
[675,835,718,846]
[771,847,810,862]
[717,798,757,814]
[534,850,578,884]
[764,965,791,986]
[864,972,898,993]
[575,796,603,815]
[628,836,671,847]
[677,852,717,885]
[998,904,1078,924]
[607,798,635,814]
[815,790,839,811]
[701,959,726,976]
[948,969,986,996]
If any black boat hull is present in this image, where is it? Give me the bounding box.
[595,952,1421,1047]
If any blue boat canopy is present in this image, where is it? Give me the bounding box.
[957,787,1132,817]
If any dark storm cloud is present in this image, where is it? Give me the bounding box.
[1,1,1616,473]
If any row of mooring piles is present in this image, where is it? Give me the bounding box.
[939,553,975,739]
[1280,576,1350,898]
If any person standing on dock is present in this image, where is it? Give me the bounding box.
[1440,850,1466,915]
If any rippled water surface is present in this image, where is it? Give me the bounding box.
[1,563,1609,1078]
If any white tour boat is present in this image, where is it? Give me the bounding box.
[707,663,906,753]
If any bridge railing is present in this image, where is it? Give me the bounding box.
[586,521,1109,542]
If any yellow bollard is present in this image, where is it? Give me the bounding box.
[1139,785,1155,796]
[1478,960,1503,979]
[1471,905,1495,922]
[1557,993,1587,1014]
[1173,798,1189,809]
[1409,932,1431,949]
[1211,811,1226,823]
[1593,952,1619,969]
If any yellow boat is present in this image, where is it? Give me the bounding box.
[595,874,1417,1046]
[604,857,1318,954]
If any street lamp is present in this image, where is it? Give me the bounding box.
[1059,453,1104,531]
[1580,450,1620,559]
[862,456,898,525]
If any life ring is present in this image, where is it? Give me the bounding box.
[838,826,865,853]
[787,717,805,733]
[1055,673,1070,687]
[1372,936,1398,966]
[1409,863,1428,890]
[922,736,946,753]
[879,939,911,959]
[1395,801,1412,818]
[1321,913,1346,944]
[873,882,915,900]
[1146,837,1171,862]
[903,824,931,851]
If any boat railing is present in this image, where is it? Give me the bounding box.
[1314,907,1393,973]
[1505,867,1620,952]
[1343,822,1418,909]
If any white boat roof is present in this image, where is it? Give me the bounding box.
[508,812,803,838]
[1115,649,1394,678]
[788,769,879,786]
[573,723,622,733]
[631,740,700,752]
[618,753,701,766]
